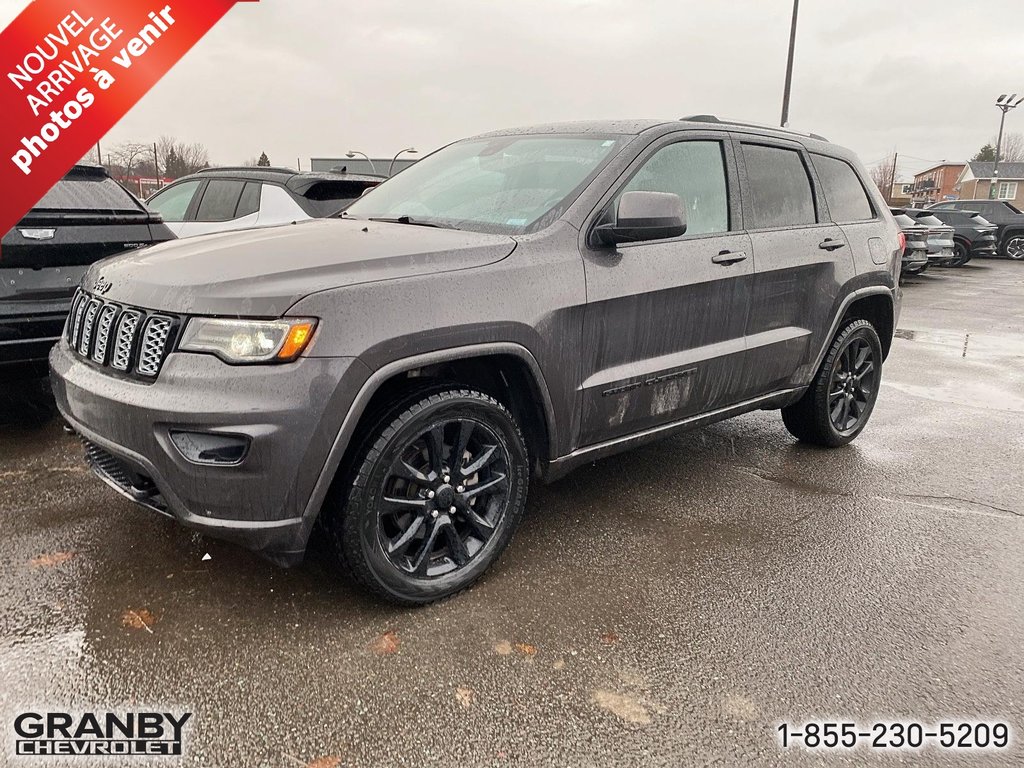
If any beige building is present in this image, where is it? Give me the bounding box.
[954,161,1024,207]
[889,181,912,207]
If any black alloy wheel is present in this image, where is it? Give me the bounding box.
[332,388,529,604]
[826,336,877,435]
[781,319,883,447]
[379,416,510,577]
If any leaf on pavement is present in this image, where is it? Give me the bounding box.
[455,686,475,708]
[305,757,342,768]
[600,631,620,645]
[121,608,158,633]
[370,629,400,656]
[514,642,537,656]
[29,552,75,567]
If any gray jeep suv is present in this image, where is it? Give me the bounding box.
[50,117,902,604]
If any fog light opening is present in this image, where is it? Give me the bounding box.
[170,431,250,465]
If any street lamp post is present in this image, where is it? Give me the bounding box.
[345,150,377,175]
[780,0,800,127]
[990,93,1024,199]
[388,148,417,177]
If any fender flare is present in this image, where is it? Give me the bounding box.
[298,341,557,531]
[809,286,895,373]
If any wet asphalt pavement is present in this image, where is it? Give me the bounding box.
[1,260,1022,767]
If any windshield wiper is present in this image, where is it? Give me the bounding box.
[368,215,459,230]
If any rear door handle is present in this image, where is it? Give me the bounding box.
[712,249,747,265]
[819,238,846,251]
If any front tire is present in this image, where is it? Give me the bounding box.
[330,388,529,605]
[782,319,883,447]
[1003,235,1024,260]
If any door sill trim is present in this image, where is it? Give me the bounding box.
[545,387,802,481]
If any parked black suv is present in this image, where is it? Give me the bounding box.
[923,208,998,265]
[1,165,174,379]
[928,199,1024,260]
[51,117,901,604]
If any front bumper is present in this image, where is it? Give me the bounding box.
[50,340,366,565]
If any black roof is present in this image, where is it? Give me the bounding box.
[184,167,384,187]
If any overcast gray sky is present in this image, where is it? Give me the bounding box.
[4,0,1023,180]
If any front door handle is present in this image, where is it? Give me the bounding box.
[819,238,846,251]
[712,249,747,265]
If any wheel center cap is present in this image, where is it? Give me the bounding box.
[435,485,455,508]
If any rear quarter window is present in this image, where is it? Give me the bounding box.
[301,180,380,216]
[811,154,874,223]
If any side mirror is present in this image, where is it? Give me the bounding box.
[594,190,687,246]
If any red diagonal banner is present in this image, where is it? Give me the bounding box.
[0,0,257,238]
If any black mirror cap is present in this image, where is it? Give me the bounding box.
[595,190,687,246]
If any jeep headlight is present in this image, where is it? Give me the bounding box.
[179,318,317,363]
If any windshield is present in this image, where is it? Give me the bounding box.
[343,134,626,234]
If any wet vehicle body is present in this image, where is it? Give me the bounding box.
[890,209,930,274]
[925,208,998,266]
[51,117,902,603]
[928,199,1024,260]
[0,165,174,380]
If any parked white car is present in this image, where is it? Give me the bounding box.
[145,167,382,238]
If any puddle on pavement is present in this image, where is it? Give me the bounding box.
[895,328,1024,359]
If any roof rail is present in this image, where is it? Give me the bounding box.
[679,114,828,143]
[195,166,297,175]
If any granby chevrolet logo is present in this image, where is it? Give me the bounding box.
[13,710,192,757]
[93,275,112,294]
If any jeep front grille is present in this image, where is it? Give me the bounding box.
[65,288,178,380]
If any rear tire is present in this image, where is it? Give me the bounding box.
[782,319,883,447]
[328,388,529,605]
[950,241,971,267]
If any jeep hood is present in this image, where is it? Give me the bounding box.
[82,218,516,316]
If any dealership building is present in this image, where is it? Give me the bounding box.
[309,157,416,176]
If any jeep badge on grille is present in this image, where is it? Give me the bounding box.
[93,276,113,294]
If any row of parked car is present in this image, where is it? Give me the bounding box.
[4,160,1024,382]
[891,198,1024,277]
[0,164,382,380]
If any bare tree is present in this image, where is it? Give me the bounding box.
[108,142,151,194]
[156,135,211,178]
[870,154,897,203]
[994,131,1024,162]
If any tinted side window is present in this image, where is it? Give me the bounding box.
[617,140,730,236]
[741,144,816,228]
[812,154,874,222]
[147,180,202,222]
[236,182,261,217]
[301,180,380,216]
[196,179,245,221]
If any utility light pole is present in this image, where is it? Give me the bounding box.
[780,0,800,127]
[990,93,1024,199]
[346,150,377,174]
[388,148,417,177]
